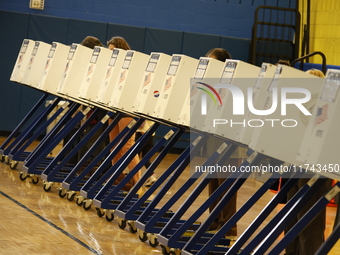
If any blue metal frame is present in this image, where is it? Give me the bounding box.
[134,134,208,234]
[225,170,304,255]
[114,127,185,221]
[21,102,85,174]
[92,122,164,209]
[266,181,339,255]
[62,112,124,191]
[6,97,61,162]
[40,109,115,183]
[241,175,329,255]
[181,151,265,254]
[157,143,240,250]
[23,102,81,163]
[315,221,340,255]
[0,93,49,158]
[79,117,144,200]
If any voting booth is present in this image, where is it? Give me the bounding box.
[179,57,225,128]
[37,42,70,95]
[201,60,260,141]
[96,48,126,106]
[109,50,149,112]
[235,62,278,145]
[20,41,51,88]
[133,52,172,116]
[248,65,325,166]
[78,46,113,103]
[297,69,340,180]
[153,54,198,124]
[57,43,93,101]
[10,39,36,84]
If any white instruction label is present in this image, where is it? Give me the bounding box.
[217,143,228,154]
[164,130,175,140]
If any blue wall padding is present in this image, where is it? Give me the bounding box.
[181,32,221,59]
[67,19,108,46]
[28,14,69,44]
[143,28,183,55]
[220,36,251,62]
[0,11,30,131]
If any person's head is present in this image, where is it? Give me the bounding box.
[107,36,131,50]
[276,60,291,66]
[205,48,231,62]
[306,68,325,78]
[80,36,103,49]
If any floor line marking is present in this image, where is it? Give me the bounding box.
[0,190,101,255]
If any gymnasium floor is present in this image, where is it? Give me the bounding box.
[0,139,339,255]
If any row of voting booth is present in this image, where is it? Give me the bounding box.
[1,38,340,255]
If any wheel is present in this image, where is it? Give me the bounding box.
[96,207,105,217]
[19,172,27,181]
[105,211,114,222]
[0,155,4,163]
[161,245,171,255]
[76,196,84,206]
[83,200,92,211]
[118,219,127,229]
[67,192,77,201]
[10,160,18,170]
[31,175,39,184]
[5,156,10,165]
[58,188,67,198]
[149,236,159,247]
[43,183,52,192]
[128,223,137,233]
[139,231,148,242]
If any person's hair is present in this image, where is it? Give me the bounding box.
[276,59,291,66]
[80,36,103,49]
[205,48,231,62]
[306,68,325,78]
[107,36,131,50]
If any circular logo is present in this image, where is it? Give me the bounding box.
[153,90,160,97]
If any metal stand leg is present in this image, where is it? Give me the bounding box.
[114,127,185,220]
[242,176,329,255]
[0,93,49,156]
[157,141,237,249]
[267,182,340,255]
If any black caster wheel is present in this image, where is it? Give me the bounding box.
[31,176,39,184]
[139,231,148,242]
[75,197,84,206]
[118,220,127,229]
[149,237,159,248]
[10,160,18,170]
[19,172,27,181]
[58,189,67,198]
[0,155,4,163]
[105,211,114,222]
[83,200,92,211]
[43,183,52,192]
[161,245,170,255]
[128,223,137,233]
[67,192,76,202]
[96,207,105,217]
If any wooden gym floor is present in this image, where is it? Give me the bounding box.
[0,138,339,255]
